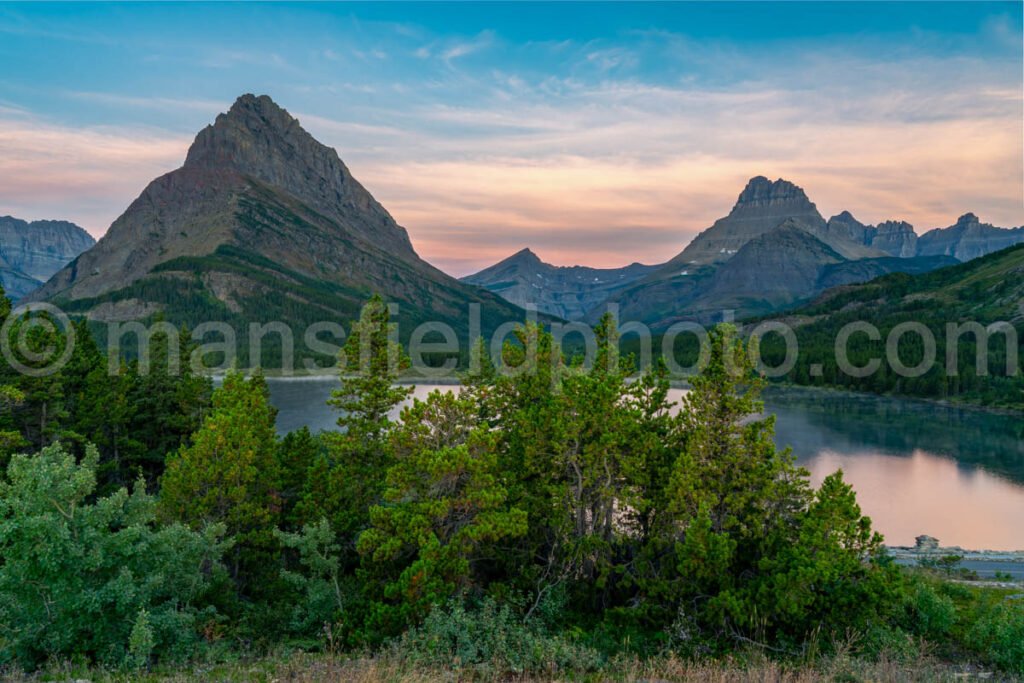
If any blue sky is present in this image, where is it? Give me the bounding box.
[1,2,1021,274]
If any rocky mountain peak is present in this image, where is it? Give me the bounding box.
[180,93,413,254]
[0,216,96,300]
[510,247,541,263]
[733,176,812,210]
[956,213,980,226]
[875,220,915,234]
[185,93,313,171]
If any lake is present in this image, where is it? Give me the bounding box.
[264,378,1024,551]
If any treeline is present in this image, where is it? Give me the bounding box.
[0,291,1021,674]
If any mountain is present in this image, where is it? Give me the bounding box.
[823,212,918,258]
[684,220,845,317]
[643,221,954,321]
[759,244,1024,409]
[917,213,1024,261]
[30,94,527,361]
[671,177,885,265]
[461,248,659,320]
[600,178,959,327]
[871,220,918,258]
[0,217,95,301]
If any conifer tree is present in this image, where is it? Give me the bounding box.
[160,371,280,590]
[297,296,412,547]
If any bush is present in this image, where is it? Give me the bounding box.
[906,581,957,639]
[390,597,603,678]
[966,600,1024,674]
[0,444,227,668]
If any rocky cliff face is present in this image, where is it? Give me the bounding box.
[824,213,918,258]
[462,248,658,320]
[0,217,95,300]
[184,95,413,255]
[871,220,918,258]
[30,94,525,348]
[917,213,1024,261]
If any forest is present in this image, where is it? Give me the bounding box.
[0,289,1021,678]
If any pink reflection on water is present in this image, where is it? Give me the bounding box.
[804,449,1024,550]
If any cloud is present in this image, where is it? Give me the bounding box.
[0,111,188,235]
[63,91,224,113]
[439,30,495,65]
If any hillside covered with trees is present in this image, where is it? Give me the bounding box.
[758,244,1024,409]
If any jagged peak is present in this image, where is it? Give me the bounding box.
[828,210,865,227]
[184,93,315,171]
[956,212,980,225]
[505,247,543,265]
[734,176,811,209]
[875,219,915,232]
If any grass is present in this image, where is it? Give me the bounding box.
[4,649,1014,683]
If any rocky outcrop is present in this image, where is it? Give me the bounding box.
[870,220,917,258]
[823,210,870,246]
[462,248,658,320]
[30,94,526,344]
[824,213,917,258]
[0,217,95,300]
[917,213,1024,261]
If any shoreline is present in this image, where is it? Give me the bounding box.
[206,370,1023,415]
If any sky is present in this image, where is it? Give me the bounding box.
[0,2,1021,276]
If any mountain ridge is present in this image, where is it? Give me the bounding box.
[469,176,1022,326]
[462,248,658,321]
[0,217,95,301]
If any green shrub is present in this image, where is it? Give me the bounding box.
[966,600,1024,673]
[907,581,957,639]
[0,444,227,668]
[390,597,603,678]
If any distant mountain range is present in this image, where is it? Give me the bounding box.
[0,217,95,301]
[462,248,659,321]
[465,176,1024,326]
[28,94,526,361]
[11,97,1024,354]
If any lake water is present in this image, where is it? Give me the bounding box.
[265,379,1024,551]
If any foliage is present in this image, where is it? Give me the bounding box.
[159,371,279,592]
[296,296,412,564]
[275,518,351,638]
[0,444,226,668]
[390,597,603,678]
[0,287,1019,674]
[358,390,528,628]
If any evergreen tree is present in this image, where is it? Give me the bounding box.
[160,371,280,592]
[127,322,212,486]
[0,443,226,667]
[297,296,412,556]
[358,390,527,629]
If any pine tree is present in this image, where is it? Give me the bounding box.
[297,296,412,551]
[159,371,280,591]
[358,390,527,628]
